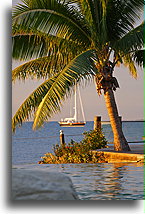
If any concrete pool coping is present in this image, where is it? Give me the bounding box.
[93,143,144,163]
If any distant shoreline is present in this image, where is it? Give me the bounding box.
[102,120,145,123]
[23,120,145,123]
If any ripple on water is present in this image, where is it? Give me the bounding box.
[14,162,144,200]
[12,122,144,200]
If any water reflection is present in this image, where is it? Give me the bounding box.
[14,163,144,200]
[59,163,143,200]
[93,163,127,200]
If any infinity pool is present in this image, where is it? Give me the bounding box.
[13,163,144,200]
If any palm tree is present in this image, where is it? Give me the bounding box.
[12,0,144,151]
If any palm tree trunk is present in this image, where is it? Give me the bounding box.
[104,89,130,151]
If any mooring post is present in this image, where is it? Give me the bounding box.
[118,116,122,127]
[94,116,101,130]
[60,130,65,147]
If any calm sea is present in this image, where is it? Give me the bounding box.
[12,121,144,200]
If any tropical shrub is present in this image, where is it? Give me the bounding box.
[39,129,107,164]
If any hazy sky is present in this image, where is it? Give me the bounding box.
[12,0,144,121]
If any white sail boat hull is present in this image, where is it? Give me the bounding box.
[59,121,86,127]
[59,82,86,127]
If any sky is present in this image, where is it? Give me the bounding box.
[12,0,144,121]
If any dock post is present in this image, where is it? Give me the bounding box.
[94,116,101,130]
[60,130,65,147]
[118,116,122,127]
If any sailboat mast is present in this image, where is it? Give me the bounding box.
[59,80,86,127]
[78,86,86,123]
[74,82,77,122]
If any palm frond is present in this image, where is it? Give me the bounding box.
[74,0,96,37]
[112,22,144,54]
[12,0,91,46]
[33,49,98,129]
[132,49,144,66]
[106,0,144,42]
[74,0,109,46]
[12,33,48,60]
[12,28,84,61]
[12,49,98,131]
[12,32,85,81]
[12,56,59,81]
[12,74,59,132]
[122,54,138,78]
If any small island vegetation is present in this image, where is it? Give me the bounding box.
[39,129,108,164]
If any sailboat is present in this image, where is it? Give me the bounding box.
[59,82,86,127]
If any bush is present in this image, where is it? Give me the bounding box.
[82,129,107,150]
[39,129,107,164]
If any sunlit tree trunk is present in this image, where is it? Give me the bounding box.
[104,89,130,151]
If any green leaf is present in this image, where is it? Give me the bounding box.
[12,34,84,81]
[122,54,138,78]
[12,0,91,46]
[132,49,144,66]
[113,22,144,54]
[12,74,59,132]
[12,29,84,61]
[12,49,98,131]
[33,49,98,129]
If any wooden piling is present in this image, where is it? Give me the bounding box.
[60,130,65,147]
[118,116,122,127]
[94,116,101,130]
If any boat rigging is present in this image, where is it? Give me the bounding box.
[59,82,86,127]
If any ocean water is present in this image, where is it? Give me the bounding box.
[12,121,144,200]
